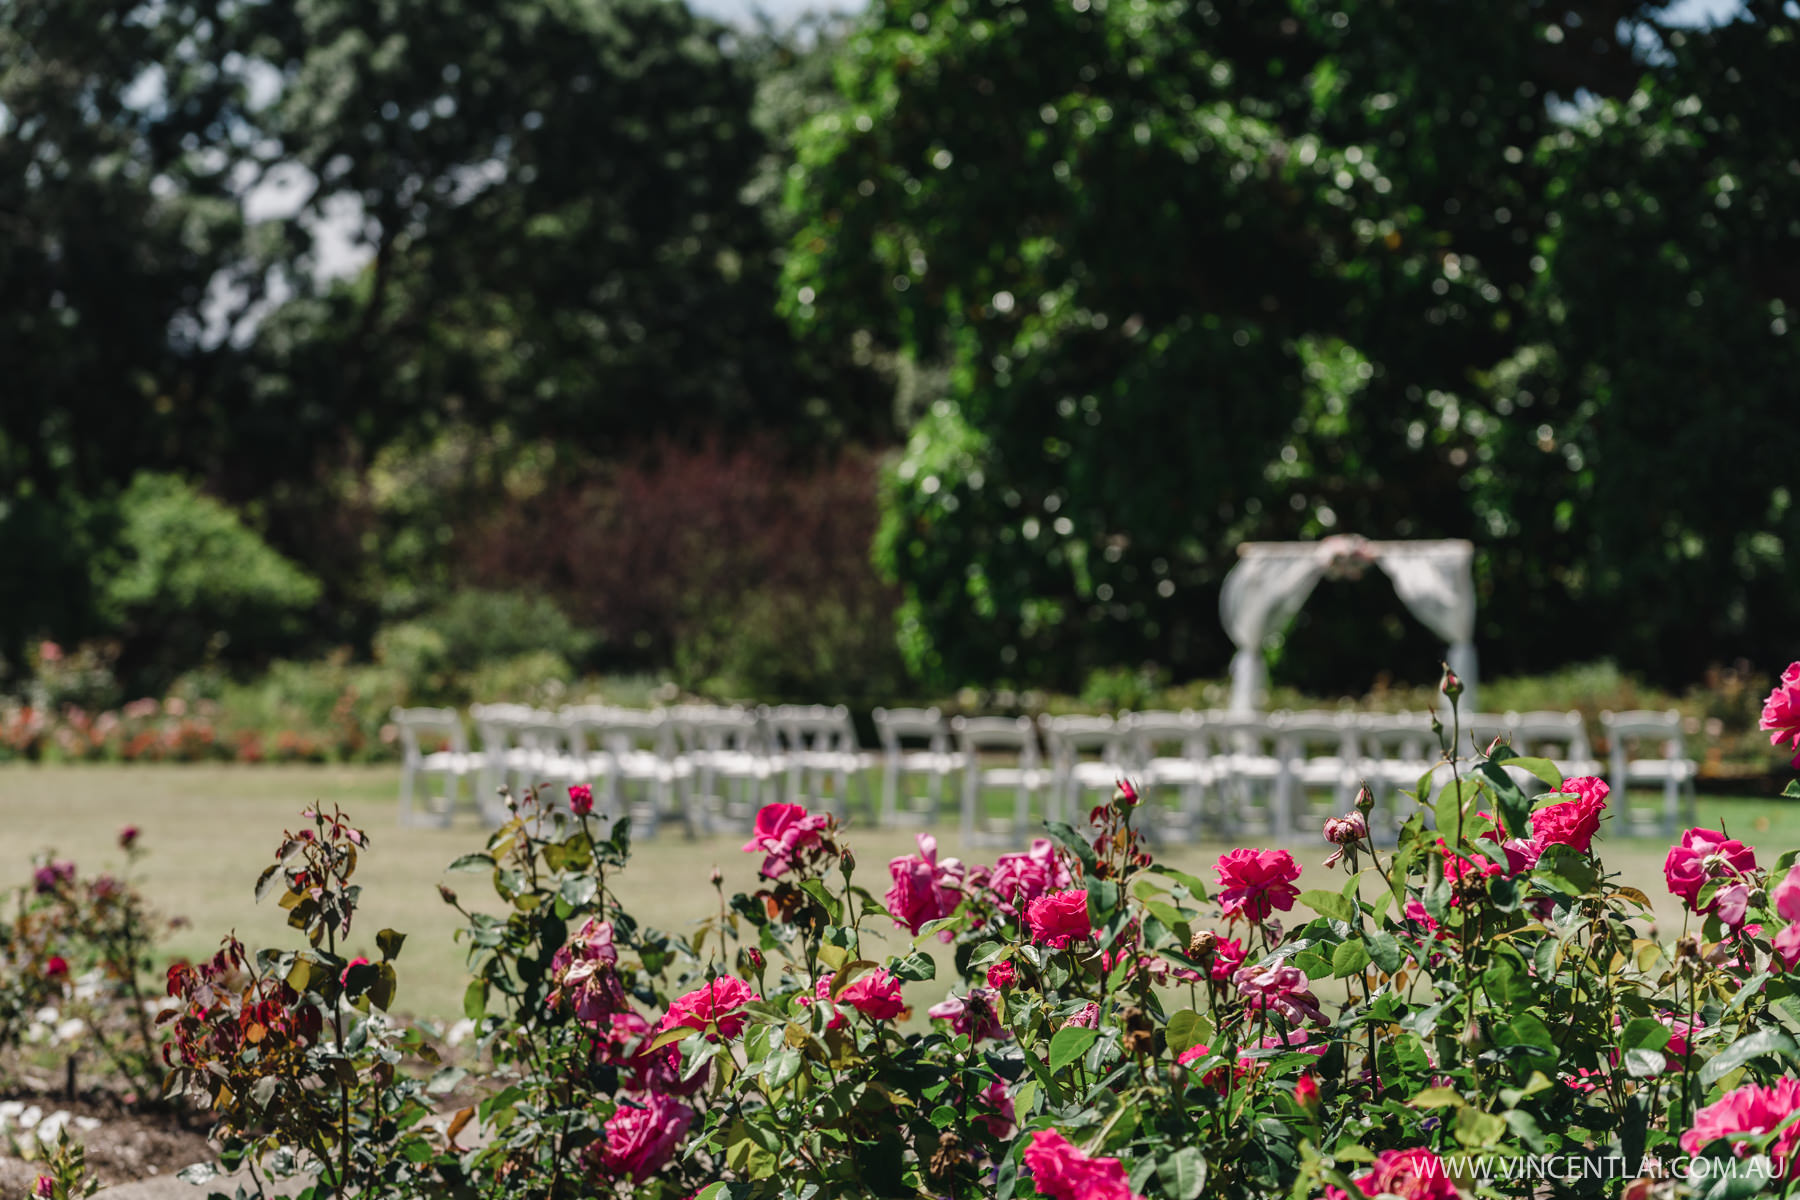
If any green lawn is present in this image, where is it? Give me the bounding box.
[0,765,1790,1022]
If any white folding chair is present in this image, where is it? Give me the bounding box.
[585,708,688,839]
[469,702,539,824]
[513,709,583,802]
[1503,710,1603,782]
[1205,712,1286,836]
[872,707,963,827]
[1602,709,1698,837]
[953,715,1049,846]
[1274,712,1359,832]
[1120,710,1213,843]
[1353,712,1437,842]
[673,705,780,835]
[1038,714,1126,827]
[762,704,871,821]
[390,707,481,827]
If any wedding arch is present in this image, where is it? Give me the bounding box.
[1218,535,1478,714]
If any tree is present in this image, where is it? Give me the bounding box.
[784,0,1800,690]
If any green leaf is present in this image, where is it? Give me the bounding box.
[1410,1086,1464,1108]
[1454,1106,1507,1149]
[890,951,936,981]
[1044,821,1099,874]
[462,979,488,1020]
[1698,1028,1799,1087]
[447,853,496,873]
[1365,931,1403,975]
[1785,779,1800,800]
[376,928,406,962]
[1166,1009,1209,1056]
[1623,1048,1667,1079]
[1534,844,1600,896]
[1620,1018,1672,1052]
[1160,1146,1206,1200]
[1048,1026,1099,1074]
[1298,889,1357,923]
[1331,939,1371,978]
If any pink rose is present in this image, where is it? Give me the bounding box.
[1323,813,1367,868]
[1775,863,1800,923]
[118,825,140,850]
[1205,935,1246,983]
[884,834,964,935]
[1023,1129,1143,1200]
[986,838,1073,916]
[1214,849,1301,922]
[926,987,1004,1043]
[986,960,1017,989]
[815,968,905,1023]
[1177,1043,1227,1089]
[594,1093,694,1182]
[658,976,759,1041]
[1681,1077,1800,1176]
[547,918,626,1025]
[1761,662,1800,759]
[44,955,68,981]
[1060,1001,1100,1030]
[33,1177,52,1200]
[979,1077,1015,1139]
[1325,1147,1459,1200]
[1529,777,1608,854]
[1026,889,1093,948]
[1778,924,1800,971]
[568,783,594,816]
[1231,962,1326,1027]
[741,803,831,879]
[1664,828,1758,918]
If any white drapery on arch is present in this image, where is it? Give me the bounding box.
[1219,536,1478,713]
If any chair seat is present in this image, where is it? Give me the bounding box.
[1141,757,1210,785]
[419,751,481,774]
[977,767,1049,789]
[1218,755,1282,779]
[893,750,965,773]
[693,750,782,778]
[1070,761,1130,787]
[1623,759,1698,782]
[611,751,689,781]
[785,749,870,772]
[1289,757,1353,783]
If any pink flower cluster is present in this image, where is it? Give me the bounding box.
[1026,889,1093,948]
[987,838,1074,915]
[657,975,760,1042]
[546,918,626,1026]
[1324,1147,1459,1200]
[1215,849,1301,922]
[1231,962,1326,1027]
[1762,662,1800,767]
[884,834,967,935]
[1023,1129,1144,1200]
[1682,1076,1800,1177]
[591,1093,694,1183]
[1664,827,1758,926]
[742,803,833,879]
[806,968,906,1026]
[926,986,1005,1043]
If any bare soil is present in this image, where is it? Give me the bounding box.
[0,1087,212,1193]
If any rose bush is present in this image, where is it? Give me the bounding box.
[153,660,1800,1200]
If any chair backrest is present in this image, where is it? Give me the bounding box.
[872,707,947,756]
[674,705,763,754]
[390,706,467,760]
[762,704,855,756]
[1037,714,1119,772]
[1272,711,1355,760]
[1122,710,1203,762]
[514,709,570,755]
[469,702,535,753]
[1503,709,1595,763]
[588,708,673,757]
[952,715,1040,769]
[1353,713,1434,764]
[1601,709,1685,760]
[1204,713,1280,759]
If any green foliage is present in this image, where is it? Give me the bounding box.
[97,475,322,688]
[787,0,1800,691]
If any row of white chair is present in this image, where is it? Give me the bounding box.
[392,704,1697,841]
[392,703,866,835]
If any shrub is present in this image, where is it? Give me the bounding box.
[464,441,907,704]
[158,661,1800,1199]
[95,474,323,691]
